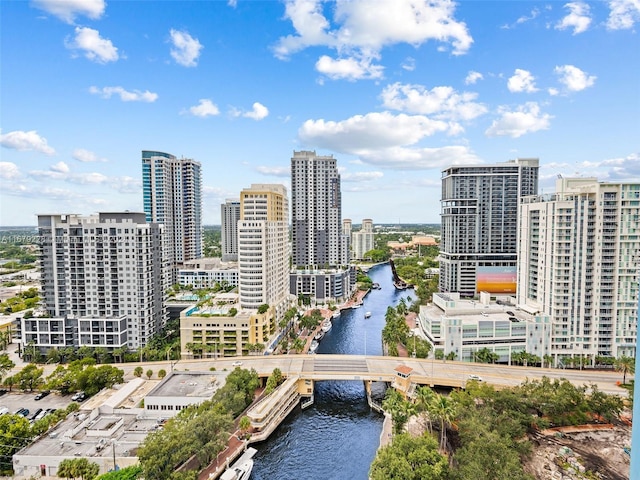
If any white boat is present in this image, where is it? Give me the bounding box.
[332,310,341,319]
[219,447,257,480]
[364,312,371,318]
[309,340,319,354]
[321,320,332,332]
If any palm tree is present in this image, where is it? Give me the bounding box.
[614,355,635,385]
[431,394,457,452]
[414,385,435,434]
[543,354,554,368]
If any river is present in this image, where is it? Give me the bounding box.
[251,263,415,480]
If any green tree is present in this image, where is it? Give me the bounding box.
[382,389,414,435]
[473,347,499,364]
[369,433,448,480]
[0,353,15,381]
[431,393,457,452]
[614,355,635,385]
[414,385,436,434]
[57,457,100,479]
[95,465,143,480]
[14,363,44,391]
[133,366,143,378]
[146,369,153,379]
[158,369,167,379]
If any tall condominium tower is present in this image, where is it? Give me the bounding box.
[221,198,240,262]
[440,158,539,296]
[34,212,167,350]
[238,184,291,316]
[291,150,348,267]
[142,150,202,282]
[517,177,638,361]
[351,219,374,261]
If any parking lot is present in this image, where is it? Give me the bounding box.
[0,390,78,420]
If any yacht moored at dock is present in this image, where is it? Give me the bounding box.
[321,320,332,332]
[219,447,257,480]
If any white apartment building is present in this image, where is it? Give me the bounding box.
[221,198,240,262]
[351,218,374,261]
[518,177,639,361]
[33,212,167,351]
[440,158,539,296]
[418,292,551,363]
[142,150,202,284]
[178,257,238,289]
[238,184,292,320]
[291,150,348,268]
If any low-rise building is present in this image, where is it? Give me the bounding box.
[179,292,277,358]
[289,267,356,305]
[418,292,551,363]
[178,257,239,289]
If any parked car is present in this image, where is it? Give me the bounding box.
[468,374,483,382]
[506,310,515,316]
[0,389,8,396]
[35,390,50,400]
[35,410,48,421]
[16,408,29,417]
[232,361,243,367]
[0,407,8,415]
[29,409,43,421]
[71,391,86,401]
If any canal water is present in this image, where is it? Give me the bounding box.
[251,263,415,480]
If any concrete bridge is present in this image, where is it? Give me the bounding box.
[169,354,628,396]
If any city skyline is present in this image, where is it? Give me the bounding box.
[1,0,639,226]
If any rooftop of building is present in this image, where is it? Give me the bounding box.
[180,257,239,270]
[146,371,228,398]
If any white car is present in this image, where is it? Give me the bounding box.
[468,374,483,381]
[231,361,243,367]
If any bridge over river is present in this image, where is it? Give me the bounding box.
[169,354,628,396]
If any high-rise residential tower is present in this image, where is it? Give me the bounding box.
[440,158,539,296]
[238,184,291,316]
[142,150,202,283]
[32,212,167,351]
[351,219,374,261]
[221,198,240,262]
[517,177,638,361]
[291,150,348,268]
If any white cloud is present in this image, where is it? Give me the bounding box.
[256,166,290,177]
[381,83,487,123]
[401,57,415,71]
[274,0,473,81]
[51,161,70,173]
[356,145,480,169]
[0,130,56,155]
[607,0,640,29]
[32,0,105,24]
[554,65,596,92]
[72,148,106,162]
[169,29,203,67]
[465,71,483,85]
[299,111,451,153]
[556,2,592,34]
[187,99,220,117]
[232,102,270,120]
[507,69,538,93]
[66,27,119,63]
[548,87,559,96]
[244,102,269,120]
[485,102,552,138]
[315,55,384,80]
[228,0,238,7]
[89,86,158,102]
[595,152,640,180]
[341,171,384,182]
[501,7,540,29]
[0,162,21,179]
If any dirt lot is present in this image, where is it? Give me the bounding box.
[525,426,631,480]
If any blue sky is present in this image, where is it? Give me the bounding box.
[1,0,639,226]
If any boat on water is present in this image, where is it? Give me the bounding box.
[364,312,371,318]
[321,320,332,332]
[308,340,319,354]
[219,447,257,480]
[314,330,325,341]
[332,310,341,318]
[371,283,381,290]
